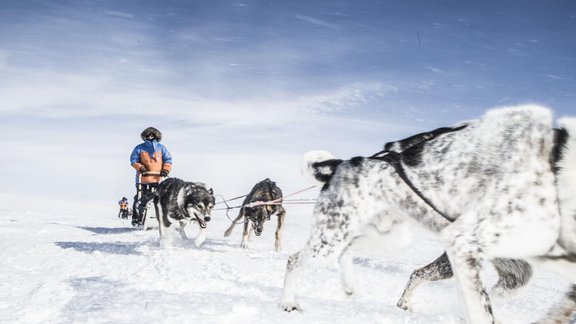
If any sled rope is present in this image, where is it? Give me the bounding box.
[215,194,247,206]
[216,185,318,222]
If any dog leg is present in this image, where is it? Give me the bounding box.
[176,223,188,240]
[396,254,531,312]
[397,252,453,312]
[533,284,576,324]
[275,206,286,252]
[159,204,175,247]
[446,249,495,324]
[241,219,251,249]
[224,212,244,237]
[280,229,355,312]
[280,251,306,312]
[154,197,165,239]
[339,244,356,296]
[195,225,207,247]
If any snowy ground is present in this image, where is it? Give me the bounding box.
[0,192,571,324]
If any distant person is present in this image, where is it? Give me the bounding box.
[118,197,129,218]
[130,127,172,226]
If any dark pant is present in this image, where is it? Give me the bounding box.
[132,183,159,225]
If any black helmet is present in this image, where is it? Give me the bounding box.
[122,197,127,200]
[141,127,162,142]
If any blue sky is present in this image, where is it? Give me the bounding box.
[1,0,575,202]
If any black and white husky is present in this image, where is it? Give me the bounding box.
[224,178,286,251]
[153,178,215,247]
[279,105,576,324]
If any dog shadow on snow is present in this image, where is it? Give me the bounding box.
[55,241,147,255]
[77,226,140,235]
[55,237,234,255]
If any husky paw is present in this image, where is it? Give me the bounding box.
[396,299,412,312]
[279,302,302,312]
[343,286,354,296]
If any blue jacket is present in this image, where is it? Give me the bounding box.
[130,140,172,183]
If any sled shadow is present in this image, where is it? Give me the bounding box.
[77,226,139,235]
[55,241,144,255]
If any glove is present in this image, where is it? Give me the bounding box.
[160,170,169,177]
[139,167,147,174]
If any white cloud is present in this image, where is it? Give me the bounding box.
[303,82,399,114]
[0,67,411,133]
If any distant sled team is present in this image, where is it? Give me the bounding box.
[279,105,576,324]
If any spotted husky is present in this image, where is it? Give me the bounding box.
[153,177,215,247]
[279,105,576,324]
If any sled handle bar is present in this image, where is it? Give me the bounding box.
[140,171,161,176]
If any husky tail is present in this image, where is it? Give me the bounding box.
[556,117,576,253]
[301,150,342,184]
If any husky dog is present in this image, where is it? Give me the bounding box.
[153,178,215,247]
[224,178,286,251]
[279,105,576,324]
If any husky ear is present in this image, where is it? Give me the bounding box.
[312,159,343,183]
[302,150,340,184]
[208,188,214,195]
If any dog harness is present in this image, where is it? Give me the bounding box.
[371,151,454,221]
[370,124,469,222]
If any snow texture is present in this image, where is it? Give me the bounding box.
[0,192,570,323]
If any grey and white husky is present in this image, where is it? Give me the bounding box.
[154,177,215,247]
[279,105,576,324]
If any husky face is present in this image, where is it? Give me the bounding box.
[245,182,282,236]
[181,184,215,228]
[245,205,273,236]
